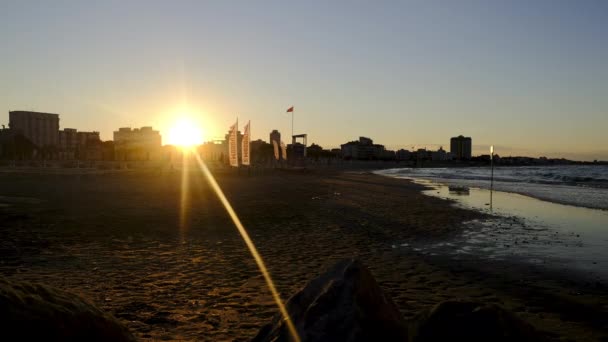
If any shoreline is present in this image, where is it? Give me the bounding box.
[404,174,608,211]
[383,173,608,282]
[1,171,607,340]
[375,168,608,211]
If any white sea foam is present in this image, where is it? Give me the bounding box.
[377,165,608,210]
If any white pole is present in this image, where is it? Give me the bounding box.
[490,145,494,210]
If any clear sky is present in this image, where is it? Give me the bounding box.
[1,0,607,160]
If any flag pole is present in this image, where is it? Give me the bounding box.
[286,106,294,145]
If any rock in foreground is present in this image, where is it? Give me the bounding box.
[254,258,545,342]
[253,258,408,342]
[0,278,135,341]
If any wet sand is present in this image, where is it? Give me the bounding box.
[1,170,607,341]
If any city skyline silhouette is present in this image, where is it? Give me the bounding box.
[1,1,606,160]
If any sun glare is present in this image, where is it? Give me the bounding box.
[167,118,204,147]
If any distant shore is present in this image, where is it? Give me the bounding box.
[1,171,607,340]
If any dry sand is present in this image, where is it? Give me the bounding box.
[1,170,607,341]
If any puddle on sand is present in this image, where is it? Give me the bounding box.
[396,180,608,282]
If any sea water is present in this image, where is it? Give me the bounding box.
[376,165,608,281]
[378,165,608,209]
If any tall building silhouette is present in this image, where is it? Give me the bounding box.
[450,135,472,160]
[9,111,60,147]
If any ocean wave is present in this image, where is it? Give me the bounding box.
[377,165,608,210]
[384,166,608,188]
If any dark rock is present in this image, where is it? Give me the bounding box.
[0,277,135,341]
[254,259,546,342]
[252,258,408,342]
[408,300,543,342]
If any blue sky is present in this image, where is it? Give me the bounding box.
[1,0,607,160]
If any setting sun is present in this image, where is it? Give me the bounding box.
[167,118,204,147]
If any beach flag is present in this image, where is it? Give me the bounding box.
[228,119,238,167]
[280,141,287,160]
[272,140,279,160]
[242,121,251,166]
[286,106,294,112]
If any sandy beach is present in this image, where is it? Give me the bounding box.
[1,170,607,341]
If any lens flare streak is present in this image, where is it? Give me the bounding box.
[192,152,300,342]
[179,151,190,241]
